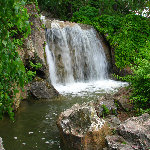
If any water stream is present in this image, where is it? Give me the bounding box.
[0,20,127,150]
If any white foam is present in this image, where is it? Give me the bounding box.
[54,80,128,96]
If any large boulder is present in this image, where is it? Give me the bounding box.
[57,102,112,150]
[30,78,59,99]
[0,137,5,150]
[117,113,150,149]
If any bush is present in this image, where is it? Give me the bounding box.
[0,0,31,119]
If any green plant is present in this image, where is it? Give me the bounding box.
[122,141,127,144]
[27,70,36,81]
[101,104,110,118]
[29,61,42,69]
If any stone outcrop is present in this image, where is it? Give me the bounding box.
[0,137,5,150]
[22,4,49,80]
[57,102,112,150]
[30,77,59,99]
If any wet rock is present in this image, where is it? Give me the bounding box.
[0,137,5,150]
[95,95,117,117]
[30,78,59,99]
[117,113,150,149]
[106,135,135,150]
[57,102,112,150]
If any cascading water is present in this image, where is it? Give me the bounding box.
[45,20,127,95]
[46,21,108,83]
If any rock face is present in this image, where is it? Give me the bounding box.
[30,78,59,99]
[22,4,49,80]
[12,4,59,109]
[0,137,5,150]
[57,102,112,150]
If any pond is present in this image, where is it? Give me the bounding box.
[0,80,127,150]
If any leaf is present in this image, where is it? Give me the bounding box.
[2,40,7,46]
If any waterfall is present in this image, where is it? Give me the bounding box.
[45,20,127,96]
[46,20,108,85]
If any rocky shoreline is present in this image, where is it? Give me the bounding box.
[57,88,150,150]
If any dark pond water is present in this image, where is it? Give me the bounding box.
[0,93,104,150]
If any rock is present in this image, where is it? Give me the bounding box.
[95,95,117,117]
[105,115,121,131]
[106,135,135,150]
[117,113,150,149]
[57,102,112,150]
[113,87,133,111]
[0,137,5,150]
[13,86,28,111]
[30,78,59,99]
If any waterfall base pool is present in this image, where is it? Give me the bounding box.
[0,80,127,150]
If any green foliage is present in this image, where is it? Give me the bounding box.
[37,0,149,19]
[125,51,150,110]
[72,6,99,23]
[26,61,42,81]
[29,61,42,70]
[0,0,31,119]
[27,70,36,81]
[96,14,150,68]
[101,104,110,118]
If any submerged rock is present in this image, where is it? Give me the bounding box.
[30,78,59,99]
[0,137,5,150]
[57,102,112,150]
